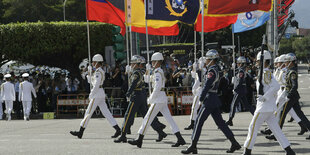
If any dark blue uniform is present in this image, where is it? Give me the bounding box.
[120,68,164,138]
[279,67,310,130]
[191,65,235,142]
[229,67,255,120]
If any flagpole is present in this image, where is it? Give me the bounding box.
[144,0,151,95]
[130,26,133,56]
[274,0,278,58]
[194,30,197,62]
[87,20,91,70]
[232,25,236,76]
[201,0,204,57]
[126,26,130,66]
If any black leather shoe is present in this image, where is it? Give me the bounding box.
[128,134,144,148]
[156,132,167,142]
[260,128,272,135]
[306,135,310,140]
[111,130,121,138]
[172,138,186,147]
[70,131,83,139]
[181,145,197,154]
[298,122,308,135]
[114,136,127,143]
[127,129,131,134]
[265,135,277,141]
[226,120,233,126]
[285,146,295,155]
[184,124,194,130]
[242,148,252,155]
[226,142,241,153]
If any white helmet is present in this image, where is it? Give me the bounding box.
[284,53,297,62]
[22,73,29,78]
[256,50,272,61]
[151,52,164,61]
[205,49,219,60]
[274,57,279,63]
[130,55,141,64]
[4,74,11,78]
[237,56,247,63]
[278,54,286,63]
[92,54,103,62]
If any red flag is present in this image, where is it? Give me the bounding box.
[86,0,125,35]
[131,24,179,36]
[195,14,237,32]
[207,0,272,15]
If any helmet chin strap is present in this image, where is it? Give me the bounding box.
[206,59,213,67]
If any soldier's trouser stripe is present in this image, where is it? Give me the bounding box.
[279,102,289,125]
[142,104,156,135]
[82,99,95,128]
[247,113,260,148]
[123,102,135,132]
[192,106,206,140]
[190,96,199,120]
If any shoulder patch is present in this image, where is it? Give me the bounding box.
[207,72,214,78]
[291,73,297,80]
[239,72,244,78]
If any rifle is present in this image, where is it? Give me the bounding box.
[258,35,266,96]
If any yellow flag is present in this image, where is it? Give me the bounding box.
[127,0,177,28]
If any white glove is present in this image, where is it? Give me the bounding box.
[125,65,131,74]
[191,71,196,79]
[199,101,202,106]
[231,77,235,84]
[232,63,236,69]
[146,63,151,72]
[232,90,236,94]
[257,95,266,102]
[88,65,92,73]
[126,97,130,102]
[193,62,197,71]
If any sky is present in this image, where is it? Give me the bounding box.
[291,0,310,28]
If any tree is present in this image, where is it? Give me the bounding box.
[278,38,295,55]
[292,36,310,60]
[0,22,114,77]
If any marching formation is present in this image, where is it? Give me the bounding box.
[68,49,309,155]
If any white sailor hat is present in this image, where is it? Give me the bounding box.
[4,74,11,78]
[22,73,29,77]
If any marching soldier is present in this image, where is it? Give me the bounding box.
[184,57,206,130]
[276,53,310,140]
[114,55,167,143]
[242,50,295,155]
[70,54,121,139]
[226,56,255,126]
[1,74,15,121]
[128,52,185,148]
[181,50,241,154]
[19,73,37,121]
[265,54,306,139]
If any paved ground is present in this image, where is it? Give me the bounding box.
[0,65,309,155]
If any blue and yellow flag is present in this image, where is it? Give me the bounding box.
[146,0,200,24]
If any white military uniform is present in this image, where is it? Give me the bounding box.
[138,67,180,135]
[190,69,206,121]
[275,67,301,123]
[19,80,37,119]
[244,68,290,149]
[80,67,117,128]
[1,81,15,120]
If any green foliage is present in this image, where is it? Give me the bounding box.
[0,22,113,75]
[292,36,310,59]
[278,38,295,55]
[1,0,85,24]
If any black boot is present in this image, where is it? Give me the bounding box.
[284,146,295,155]
[181,141,197,154]
[111,125,121,138]
[172,132,186,147]
[128,134,144,148]
[306,135,310,140]
[114,134,127,143]
[158,122,166,130]
[260,128,272,135]
[184,120,194,130]
[226,118,233,126]
[156,130,167,142]
[265,135,277,141]
[227,137,241,153]
[242,148,252,155]
[297,122,308,135]
[70,127,85,139]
